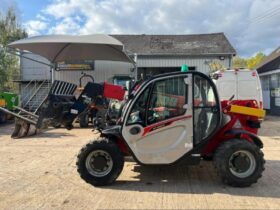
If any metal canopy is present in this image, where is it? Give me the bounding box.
[8,34,134,64]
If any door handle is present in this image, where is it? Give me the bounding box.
[130,126,141,135]
[211,106,218,113]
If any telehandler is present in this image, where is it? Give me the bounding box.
[76,71,265,187]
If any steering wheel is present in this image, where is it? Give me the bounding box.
[147,109,158,124]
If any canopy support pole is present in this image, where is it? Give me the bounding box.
[51,66,54,84]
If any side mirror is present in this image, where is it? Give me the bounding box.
[126,81,131,93]
[184,77,191,85]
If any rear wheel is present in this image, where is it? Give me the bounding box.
[79,113,89,128]
[76,139,124,186]
[214,139,265,187]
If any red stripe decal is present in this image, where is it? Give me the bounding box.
[142,115,192,136]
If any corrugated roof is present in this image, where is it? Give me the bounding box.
[112,33,236,55]
[256,46,280,73]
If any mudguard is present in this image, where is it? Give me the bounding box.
[101,125,130,155]
[101,125,122,138]
[224,129,263,148]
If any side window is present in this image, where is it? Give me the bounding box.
[147,77,187,125]
[194,77,216,107]
[193,75,219,144]
[127,85,151,125]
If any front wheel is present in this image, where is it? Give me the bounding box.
[76,139,124,186]
[214,139,265,187]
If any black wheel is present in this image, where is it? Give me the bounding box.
[214,139,265,187]
[0,112,7,123]
[76,139,124,186]
[79,114,89,128]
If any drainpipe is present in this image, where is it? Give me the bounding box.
[134,53,138,80]
[229,54,233,69]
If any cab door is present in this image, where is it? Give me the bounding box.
[193,74,220,145]
[122,74,193,164]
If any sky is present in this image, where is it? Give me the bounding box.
[1,0,280,57]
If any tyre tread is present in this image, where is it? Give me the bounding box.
[76,138,124,186]
[213,139,265,187]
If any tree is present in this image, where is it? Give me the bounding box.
[0,8,27,92]
[247,52,266,69]
[233,52,266,70]
[233,56,247,68]
[207,60,226,73]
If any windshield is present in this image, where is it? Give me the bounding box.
[119,79,148,123]
[114,78,131,86]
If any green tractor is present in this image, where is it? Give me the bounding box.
[0,92,19,123]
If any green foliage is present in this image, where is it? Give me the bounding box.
[233,52,266,70]
[233,56,247,68]
[247,52,266,69]
[0,8,27,93]
[208,61,226,73]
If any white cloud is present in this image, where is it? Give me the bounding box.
[23,0,280,56]
[48,17,81,34]
[24,20,48,36]
[36,14,48,21]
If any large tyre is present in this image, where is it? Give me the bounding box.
[214,139,265,187]
[76,139,124,186]
[0,112,7,123]
[79,114,89,128]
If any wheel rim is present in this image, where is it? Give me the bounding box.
[229,150,256,178]
[85,150,113,177]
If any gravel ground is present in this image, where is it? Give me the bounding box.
[0,117,279,210]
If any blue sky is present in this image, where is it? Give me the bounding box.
[1,0,280,57]
[15,0,47,21]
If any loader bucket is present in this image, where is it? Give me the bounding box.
[11,118,38,138]
[0,106,38,138]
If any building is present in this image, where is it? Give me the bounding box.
[19,33,236,111]
[257,47,280,115]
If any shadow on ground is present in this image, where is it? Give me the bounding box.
[264,115,280,122]
[257,115,280,138]
[0,121,16,136]
[31,128,77,139]
[100,160,280,199]
[0,125,76,139]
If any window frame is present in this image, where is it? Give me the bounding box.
[125,84,152,127]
